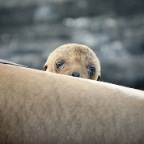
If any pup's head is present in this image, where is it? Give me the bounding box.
[44,43,101,80]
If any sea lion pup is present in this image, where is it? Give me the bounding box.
[44,43,101,80]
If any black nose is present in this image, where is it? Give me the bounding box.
[71,72,80,77]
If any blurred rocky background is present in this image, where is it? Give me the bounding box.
[0,0,144,90]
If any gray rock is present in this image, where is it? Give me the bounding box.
[0,0,144,90]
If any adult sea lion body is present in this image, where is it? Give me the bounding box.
[0,63,144,144]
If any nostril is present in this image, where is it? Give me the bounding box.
[71,72,80,77]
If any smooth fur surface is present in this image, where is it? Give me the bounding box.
[44,43,101,80]
[0,64,144,144]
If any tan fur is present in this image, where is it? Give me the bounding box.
[0,63,144,144]
[44,43,101,80]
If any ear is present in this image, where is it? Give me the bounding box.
[97,75,101,81]
[44,63,48,71]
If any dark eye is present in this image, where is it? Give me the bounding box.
[55,60,65,69]
[87,65,95,76]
